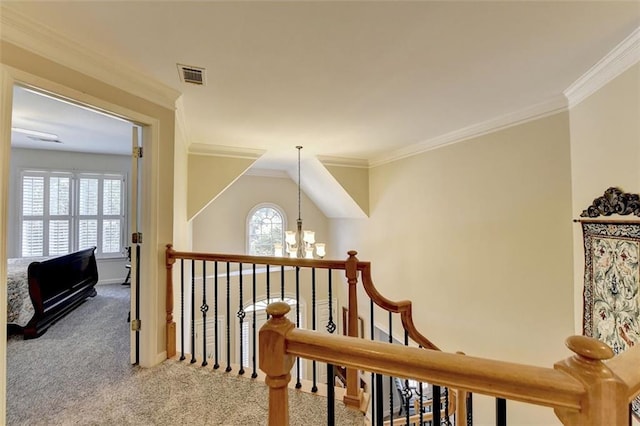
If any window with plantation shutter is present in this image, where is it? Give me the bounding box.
[19,169,126,259]
[21,175,45,257]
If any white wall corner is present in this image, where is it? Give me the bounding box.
[175,96,189,154]
[0,4,181,110]
[564,26,640,109]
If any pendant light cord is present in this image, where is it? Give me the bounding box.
[296,145,302,222]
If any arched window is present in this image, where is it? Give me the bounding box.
[247,203,286,256]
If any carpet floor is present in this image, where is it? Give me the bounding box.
[6,284,364,425]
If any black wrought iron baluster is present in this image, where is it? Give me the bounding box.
[375,374,383,426]
[251,263,258,378]
[327,269,336,334]
[180,259,185,361]
[190,259,196,364]
[295,266,301,389]
[327,363,335,426]
[434,385,442,425]
[225,262,232,372]
[311,267,317,393]
[496,398,506,426]
[404,331,410,425]
[370,298,381,425]
[280,265,285,299]
[327,269,338,425]
[388,312,393,425]
[213,261,219,370]
[238,263,245,375]
[418,380,424,426]
[266,264,270,320]
[467,392,473,426]
[443,387,451,425]
[201,261,208,367]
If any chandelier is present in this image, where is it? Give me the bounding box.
[276,146,325,259]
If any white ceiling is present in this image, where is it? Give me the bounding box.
[5,1,640,168]
[11,86,134,155]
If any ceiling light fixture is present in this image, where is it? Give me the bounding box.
[277,146,325,259]
[19,86,132,124]
[11,127,59,141]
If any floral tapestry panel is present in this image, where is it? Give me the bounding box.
[582,222,640,418]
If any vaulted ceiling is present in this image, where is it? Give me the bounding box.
[3,1,639,169]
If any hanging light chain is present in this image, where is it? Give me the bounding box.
[296,145,302,222]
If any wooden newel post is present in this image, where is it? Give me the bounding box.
[260,302,296,426]
[165,244,176,358]
[554,335,628,426]
[344,250,362,409]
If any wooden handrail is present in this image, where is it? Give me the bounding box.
[260,302,638,426]
[286,329,585,410]
[606,343,640,402]
[166,248,351,270]
[356,257,440,351]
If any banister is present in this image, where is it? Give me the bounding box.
[285,328,586,411]
[357,259,440,350]
[261,302,640,425]
[166,248,351,270]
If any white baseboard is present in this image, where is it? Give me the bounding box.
[97,279,126,285]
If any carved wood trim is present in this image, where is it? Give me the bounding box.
[580,187,640,218]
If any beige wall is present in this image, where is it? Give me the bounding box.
[325,164,370,216]
[187,154,256,221]
[192,174,329,256]
[333,112,575,424]
[569,63,640,332]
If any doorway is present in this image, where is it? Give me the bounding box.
[0,66,163,417]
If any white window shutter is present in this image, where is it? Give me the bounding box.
[79,178,98,216]
[21,220,44,257]
[22,176,44,216]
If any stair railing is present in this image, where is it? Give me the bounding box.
[260,301,640,426]
[166,245,461,417]
[165,244,361,401]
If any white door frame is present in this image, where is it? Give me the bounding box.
[0,64,164,416]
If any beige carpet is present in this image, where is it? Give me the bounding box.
[6,284,364,425]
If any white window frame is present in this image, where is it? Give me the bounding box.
[18,168,127,259]
[246,203,287,256]
[241,295,305,377]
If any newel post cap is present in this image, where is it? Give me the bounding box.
[565,335,614,361]
[266,301,291,318]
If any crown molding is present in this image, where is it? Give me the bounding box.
[243,168,290,179]
[0,5,181,110]
[317,155,369,169]
[370,94,568,167]
[188,143,266,159]
[564,26,640,108]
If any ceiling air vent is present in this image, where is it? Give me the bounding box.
[177,64,206,86]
